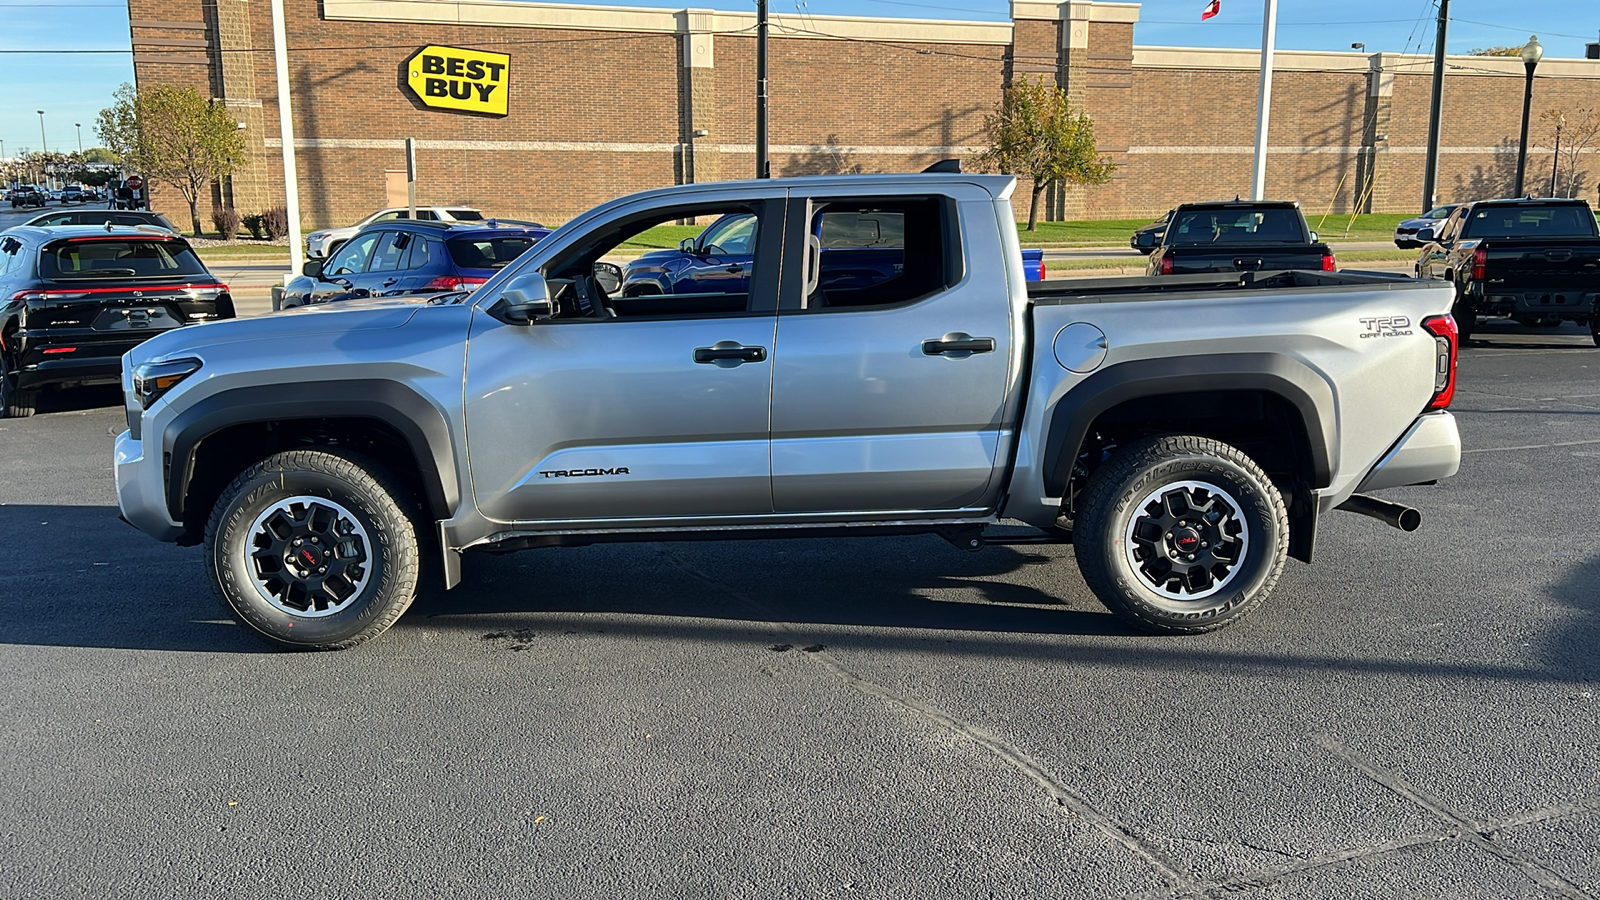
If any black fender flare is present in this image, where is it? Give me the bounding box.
[162,380,458,523]
[1041,353,1337,497]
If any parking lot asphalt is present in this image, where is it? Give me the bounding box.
[1,220,1597,895]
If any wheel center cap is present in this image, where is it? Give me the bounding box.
[1173,529,1201,553]
[295,546,323,568]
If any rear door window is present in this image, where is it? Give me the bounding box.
[367,231,410,272]
[797,197,955,309]
[405,237,434,270]
[39,239,209,280]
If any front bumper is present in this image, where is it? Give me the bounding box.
[115,428,184,542]
[1355,411,1461,493]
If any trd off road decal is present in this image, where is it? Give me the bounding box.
[1358,316,1414,339]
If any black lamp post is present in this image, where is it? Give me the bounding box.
[1548,113,1564,197]
[1513,35,1543,197]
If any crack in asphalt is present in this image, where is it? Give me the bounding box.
[654,546,1193,892]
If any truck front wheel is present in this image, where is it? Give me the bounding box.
[1074,435,1288,634]
[205,449,421,650]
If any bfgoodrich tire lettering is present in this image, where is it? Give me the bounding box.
[205,449,420,650]
[1074,435,1289,634]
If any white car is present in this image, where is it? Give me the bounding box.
[305,206,485,258]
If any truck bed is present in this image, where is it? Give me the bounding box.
[1026,269,1417,304]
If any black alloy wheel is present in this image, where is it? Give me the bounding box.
[206,448,421,650]
[1074,434,1289,634]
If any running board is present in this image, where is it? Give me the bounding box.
[939,524,1074,552]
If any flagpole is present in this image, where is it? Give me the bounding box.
[1250,0,1278,200]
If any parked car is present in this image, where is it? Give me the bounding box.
[1147,200,1335,275]
[0,225,234,417]
[114,169,1462,650]
[1393,205,1459,248]
[623,210,1045,298]
[60,184,88,204]
[1414,197,1600,343]
[304,206,487,259]
[1129,211,1173,254]
[16,209,179,232]
[279,219,551,309]
[110,177,148,210]
[9,185,47,209]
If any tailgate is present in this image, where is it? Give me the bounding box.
[1484,239,1600,288]
[1170,246,1325,274]
[26,284,225,335]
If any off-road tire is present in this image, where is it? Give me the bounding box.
[1074,434,1289,635]
[1,365,37,418]
[205,448,420,650]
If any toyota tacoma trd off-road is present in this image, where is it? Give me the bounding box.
[114,171,1463,649]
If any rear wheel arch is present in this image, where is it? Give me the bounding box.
[1042,355,1334,561]
[164,382,458,540]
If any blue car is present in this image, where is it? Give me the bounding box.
[623,211,1044,298]
[280,219,551,309]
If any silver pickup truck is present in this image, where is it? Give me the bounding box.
[114,172,1462,650]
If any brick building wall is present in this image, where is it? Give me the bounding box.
[125,0,1600,230]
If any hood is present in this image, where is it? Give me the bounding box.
[1397,216,1440,228]
[626,249,683,267]
[126,296,427,367]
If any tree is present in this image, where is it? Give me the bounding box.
[82,147,118,165]
[96,83,247,236]
[1540,108,1599,198]
[1469,46,1524,56]
[975,75,1114,230]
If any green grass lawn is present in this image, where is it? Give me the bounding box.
[618,225,702,250]
[195,244,291,262]
[1017,213,1412,246]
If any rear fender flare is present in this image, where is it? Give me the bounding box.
[1041,353,1337,497]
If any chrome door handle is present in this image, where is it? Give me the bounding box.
[922,335,996,356]
[694,342,767,367]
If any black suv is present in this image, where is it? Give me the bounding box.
[0,225,234,417]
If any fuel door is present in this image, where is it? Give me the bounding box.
[1053,322,1108,373]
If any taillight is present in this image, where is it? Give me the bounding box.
[1321,251,1336,272]
[1421,314,1458,410]
[1159,255,1173,276]
[1471,244,1486,281]
[1038,259,1046,281]
[423,275,490,291]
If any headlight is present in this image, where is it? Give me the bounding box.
[133,358,203,409]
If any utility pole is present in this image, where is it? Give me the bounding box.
[74,123,83,154]
[755,0,769,179]
[1249,0,1278,200]
[1420,0,1449,212]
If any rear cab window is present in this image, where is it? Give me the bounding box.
[1463,205,1599,239]
[1168,207,1308,244]
[39,238,208,281]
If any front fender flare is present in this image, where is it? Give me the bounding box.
[162,380,458,524]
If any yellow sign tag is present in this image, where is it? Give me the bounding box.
[405,45,511,117]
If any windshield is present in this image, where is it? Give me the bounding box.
[40,238,209,280]
[1166,208,1307,245]
[446,236,537,269]
[1424,205,1457,219]
[1463,206,1598,239]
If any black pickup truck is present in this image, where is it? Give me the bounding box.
[1146,200,1335,276]
[1415,198,1600,343]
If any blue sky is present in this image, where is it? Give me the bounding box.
[1,0,1593,162]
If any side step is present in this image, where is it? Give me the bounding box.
[939,524,1073,552]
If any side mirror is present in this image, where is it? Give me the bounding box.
[679,237,698,253]
[301,258,324,279]
[1308,231,1319,243]
[492,272,556,325]
[1135,232,1155,248]
[1417,226,1436,242]
[593,261,622,295]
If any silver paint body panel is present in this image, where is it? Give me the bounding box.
[113,174,1461,577]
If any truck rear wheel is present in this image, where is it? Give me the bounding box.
[205,448,420,650]
[1073,435,1288,634]
[0,365,37,418]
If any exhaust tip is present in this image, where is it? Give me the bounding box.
[1396,508,1422,532]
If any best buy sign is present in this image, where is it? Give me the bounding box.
[405,46,510,117]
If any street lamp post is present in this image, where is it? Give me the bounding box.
[1548,113,1564,197]
[74,123,83,155]
[1513,35,1543,197]
[36,110,46,154]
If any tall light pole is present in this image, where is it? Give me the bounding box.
[755,0,769,179]
[36,110,47,154]
[74,123,83,154]
[1249,0,1279,200]
[1548,113,1564,197]
[270,0,304,271]
[1513,35,1542,197]
[1420,0,1449,212]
